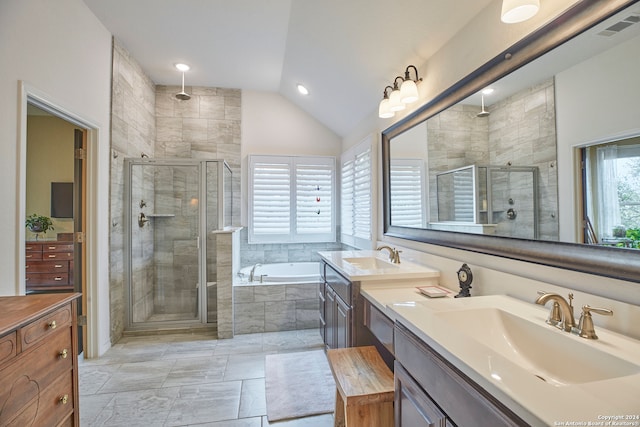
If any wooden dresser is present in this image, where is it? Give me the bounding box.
[25,240,74,293]
[0,293,80,426]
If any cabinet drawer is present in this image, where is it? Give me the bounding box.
[323,262,351,304]
[364,299,394,354]
[25,243,43,252]
[43,243,74,253]
[25,251,43,260]
[21,303,73,350]
[26,260,70,273]
[42,251,73,260]
[0,328,73,423]
[2,370,74,427]
[0,331,17,366]
[26,273,69,285]
[395,323,526,427]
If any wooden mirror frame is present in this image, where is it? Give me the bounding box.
[382,0,640,284]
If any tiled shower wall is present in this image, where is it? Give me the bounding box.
[109,39,242,344]
[110,38,157,343]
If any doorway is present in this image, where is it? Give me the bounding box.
[26,102,87,353]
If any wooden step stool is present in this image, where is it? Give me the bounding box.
[326,346,395,427]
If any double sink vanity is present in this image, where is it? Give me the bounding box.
[318,250,640,426]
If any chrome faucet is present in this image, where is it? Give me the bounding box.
[535,292,576,332]
[248,263,261,282]
[376,245,401,264]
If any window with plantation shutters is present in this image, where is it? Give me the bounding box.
[341,138,373,249]
[249,155,335,243]
[390,158,426,228]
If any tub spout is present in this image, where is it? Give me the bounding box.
[249,263,261,282]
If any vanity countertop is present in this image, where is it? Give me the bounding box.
[361,286,640,427]
[318,250,440,282]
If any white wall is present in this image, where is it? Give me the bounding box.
[0,0,112,354]
[556,33,640,242]
[240,90,342,224]
[345,0,640,338]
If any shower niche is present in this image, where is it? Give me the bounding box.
[433,165,539,239]
[124,159,234,332]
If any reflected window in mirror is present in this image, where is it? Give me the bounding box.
[390,158,427,228]
[582,136,640,249]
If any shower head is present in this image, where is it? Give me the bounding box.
[175,70,191,101]
[176,91,191,100]
[477,94,490,117]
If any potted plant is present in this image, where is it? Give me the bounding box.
[25,213,54,240]
[612,225,627,238]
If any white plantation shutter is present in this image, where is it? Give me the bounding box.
[249,155,335,243]
[341,138,373,249]
[390,159,426,228]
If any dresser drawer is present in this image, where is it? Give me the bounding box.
[42,251,73,260]
[0,328,73,423]
[0,331,17,365]
[25,251,43,261]
[21,303,73,350]
[2,370,74,427]
[43,243,74,253]
[25,243,43,252]
[26,260,70,273]
[26,273,69,285]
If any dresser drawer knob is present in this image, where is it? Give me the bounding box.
[55,264,63,268]
[59,394,69,405]
[59,349,68,359]
[49,320,57,329]
[48,246,57,250]
[54,277,63,281]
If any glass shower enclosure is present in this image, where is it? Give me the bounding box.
[124,159,232,331]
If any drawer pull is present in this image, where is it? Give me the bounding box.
[49,320,57,329]
[59,395,69,405]
[54,277,63,281]
[59,349,68,359]
[48,255,57,258]
[26,254,33,258]
[48,246,57,250]
[54,264,63,268]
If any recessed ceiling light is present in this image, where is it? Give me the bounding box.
[297,84,309,95]
[175,63,190,72]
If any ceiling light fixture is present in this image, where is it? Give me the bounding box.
[501,0,540,24]
[174,63,191,100]
[379,65,422,118]
[297,84,309,95]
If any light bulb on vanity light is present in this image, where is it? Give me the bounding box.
[378,86,395,118]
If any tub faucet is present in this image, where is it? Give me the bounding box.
[376,245,401,264]
[249,264,261,282]
[535,292,575,332]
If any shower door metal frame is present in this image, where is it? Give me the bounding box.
[123,158,229,331]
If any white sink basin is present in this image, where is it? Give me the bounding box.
[342,257,398,270]
[434,308,640,386]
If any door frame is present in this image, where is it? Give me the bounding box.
[18,81,102,358]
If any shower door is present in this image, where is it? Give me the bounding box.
[124,159,230,330]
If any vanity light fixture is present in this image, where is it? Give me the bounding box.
[378,86,395,118]
[378,65,423,118]
[297,84,309,95]
[175,63,191,100]
[501,0,540,24]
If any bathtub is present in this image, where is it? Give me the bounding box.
[233,262,321,334]
[237,262,321,284]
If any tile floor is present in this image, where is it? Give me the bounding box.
[79,329,334,426]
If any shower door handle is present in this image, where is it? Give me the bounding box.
[196,236,200,249]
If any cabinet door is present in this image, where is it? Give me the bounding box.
[395,362,447,427]
[335,294,351,349]
[325,287,336,349]
[318,282,327,345]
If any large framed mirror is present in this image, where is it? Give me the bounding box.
[383,0,640,283]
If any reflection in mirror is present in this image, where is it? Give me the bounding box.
[382,1,640,283]
[582,136,640,249]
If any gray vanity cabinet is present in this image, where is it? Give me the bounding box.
[395,322,528,427]
[320,261,352,349]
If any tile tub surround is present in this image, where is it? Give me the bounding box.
[79,329,333,426]
[234,282,320,334]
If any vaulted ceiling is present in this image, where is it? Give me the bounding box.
[83,0,495,137]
